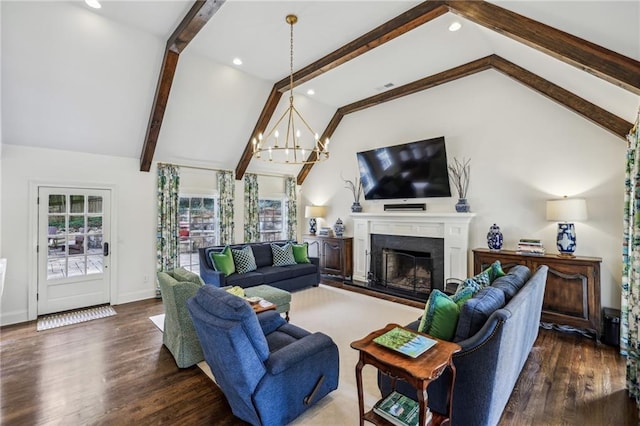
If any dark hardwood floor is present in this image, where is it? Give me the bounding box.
[1,289,637,425]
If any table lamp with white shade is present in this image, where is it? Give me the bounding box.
[546,197,588,257]
[304,205,326,235]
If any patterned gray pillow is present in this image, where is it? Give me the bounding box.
[231,246,257,274]
[271,243,297,266]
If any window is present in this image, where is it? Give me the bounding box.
[259,198,285,242]
[178,196,219,272]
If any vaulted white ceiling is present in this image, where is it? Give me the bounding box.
[2,1,639,175]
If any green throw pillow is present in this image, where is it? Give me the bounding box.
[210,246,235,276]
[232,245,258,274]
[292,242,310,264]
[417,290,460,341]
[271,243,297,266]
[171,267,204,286]
[485,260,506,283]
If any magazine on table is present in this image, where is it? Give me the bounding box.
[372,391,431,426]
[373,326,437,358]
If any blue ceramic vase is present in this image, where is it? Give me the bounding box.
[455,198,470,213]
[487,223,503,251]
[334,218,345,237]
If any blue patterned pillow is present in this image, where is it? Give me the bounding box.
[271,243,297,266]
[458,269,491,294]
[231,246,257,274]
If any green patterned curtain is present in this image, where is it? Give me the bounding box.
[244,173,260,242]
[622,108,640,411]
[157,164,180,272]
[218,170,235,245]
[285,176,297,241]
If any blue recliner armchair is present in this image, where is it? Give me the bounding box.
[187,285,339,426]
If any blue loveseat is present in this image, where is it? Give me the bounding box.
[378,264,549,426]
[198,241,320,292]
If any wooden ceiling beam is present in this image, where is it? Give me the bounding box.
[235,1,448,180]
[296,54,632,185]
[234,86,283,179]
[446,0,640,95]
[297,111,345,185]
[275,1,448,92]
[490,55,632,139]
[339,56,493,115]
[140,0,225,172]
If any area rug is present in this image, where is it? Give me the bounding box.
[149,285,421,425]
[37,305,117,331]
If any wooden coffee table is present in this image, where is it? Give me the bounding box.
[350,323,461,426]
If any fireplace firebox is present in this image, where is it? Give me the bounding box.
[368,234,444,302]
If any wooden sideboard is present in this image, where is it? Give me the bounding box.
[303,235,353,282]
[473,248,602,339]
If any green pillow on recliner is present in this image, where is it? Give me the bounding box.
[210,246,235,276]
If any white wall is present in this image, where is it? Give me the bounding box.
[302,70,629,310]
[1,145,157,325]
[0,149,304,324]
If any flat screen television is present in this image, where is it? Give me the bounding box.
[356,136,451,200]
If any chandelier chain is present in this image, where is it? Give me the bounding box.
[289,17,294,104]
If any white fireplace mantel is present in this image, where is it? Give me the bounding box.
[350,212,476,284]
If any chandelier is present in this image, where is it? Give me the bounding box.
[252,14,330,164]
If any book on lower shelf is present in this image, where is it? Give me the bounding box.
[373,326,437,358]
[372,391,432,426]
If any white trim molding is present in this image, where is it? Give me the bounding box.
[351,212,476,283]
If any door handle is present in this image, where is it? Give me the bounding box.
[103,242,109,257]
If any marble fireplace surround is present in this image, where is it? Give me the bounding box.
[351,212,476,286]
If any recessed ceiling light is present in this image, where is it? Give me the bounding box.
[85,0,102,9]
[232,58,243,66]
[306,89,315,96]
[449,21,462,32]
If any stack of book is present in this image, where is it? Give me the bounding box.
[516,239,545,255]
[372,391,432,426]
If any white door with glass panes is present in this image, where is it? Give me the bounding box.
[38,187,111,315]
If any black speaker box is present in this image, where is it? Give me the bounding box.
[601,307,620,346]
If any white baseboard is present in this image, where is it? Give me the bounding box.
[115,289,157,305]
[1,309,29,326]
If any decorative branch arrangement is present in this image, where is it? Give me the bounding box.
[448,157,471,199]
[342,174,362,204]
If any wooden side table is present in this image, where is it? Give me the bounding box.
[350,323,461,426]
[303,234,353,282]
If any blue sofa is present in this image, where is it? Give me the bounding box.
[378,264,549,426]
[188,285,339,425]
[198,241,320,292]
